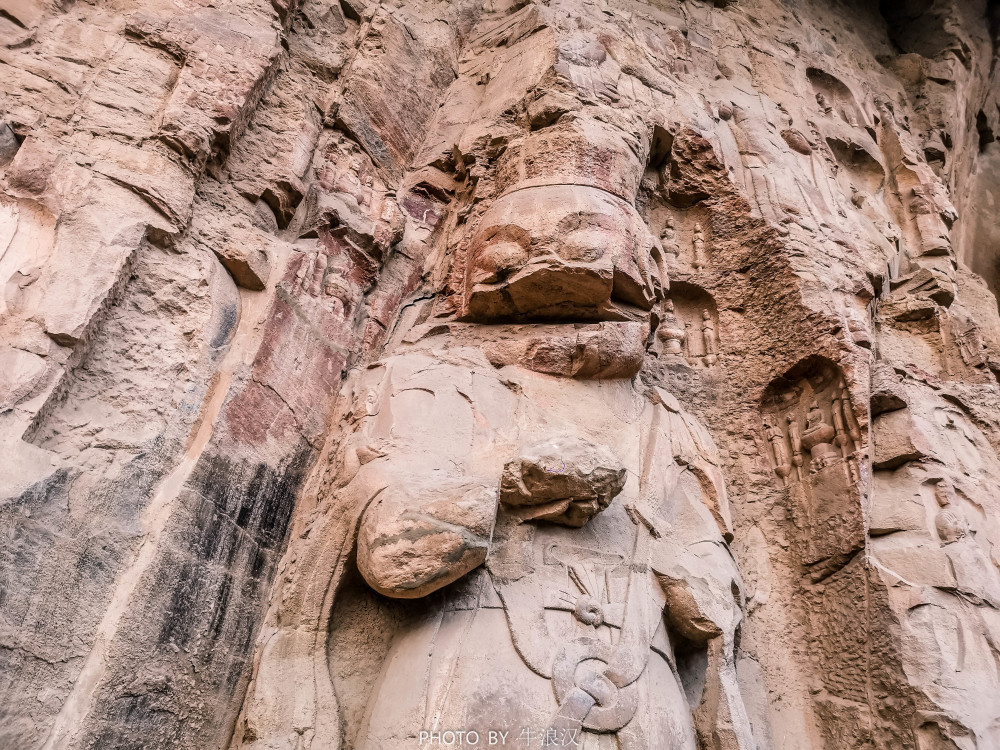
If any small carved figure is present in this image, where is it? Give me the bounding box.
[660,217,679,262]
[293,249,328,297]
[815,92,832,114]
[955,323,987,368]
[692,223,706,270]
[839,381,861,443]
[831,396,849,455]
[684,321,697,364]
[310,252,327,296]
[660,216,675,242]
[787,414,804,481]
[830,395,859,482]
[801,401,839,471]
[701,310,717,365]
[657,300,686,355]
[934,479,957,508]
[936,507,970,544]
[766,419,793,484]
[4,265,42,316]
[323,275,353,319]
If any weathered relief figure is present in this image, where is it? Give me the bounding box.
[869,398,1000,744]
[701,310,718,366]
[764,419,792,486]
[692,223,706,270]
[952,316,988,368]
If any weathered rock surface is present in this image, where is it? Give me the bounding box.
[2,1,1000,749]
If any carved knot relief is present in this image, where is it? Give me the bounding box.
[551,636,642,732]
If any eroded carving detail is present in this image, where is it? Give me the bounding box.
[762,358,865,567]
[656,283,721,369]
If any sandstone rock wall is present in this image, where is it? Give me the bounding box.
[1,0,999,748]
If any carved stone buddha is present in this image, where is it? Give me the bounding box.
[329,115,757,750]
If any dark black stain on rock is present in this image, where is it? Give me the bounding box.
[0,437,182,750]
[78,441,313,750]
[210,302,239,351]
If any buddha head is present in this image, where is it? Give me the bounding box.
[460,117,661,322]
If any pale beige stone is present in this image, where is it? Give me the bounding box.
[2,2,1000,749]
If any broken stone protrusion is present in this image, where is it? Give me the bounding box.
[500,436,627,527]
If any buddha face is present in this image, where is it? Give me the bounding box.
[462,184,658,322]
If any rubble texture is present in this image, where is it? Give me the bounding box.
[1,0,999,748]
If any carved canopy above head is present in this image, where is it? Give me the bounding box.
[494,117,649,203]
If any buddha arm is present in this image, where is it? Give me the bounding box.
[344,354,518,599]
[354,465,499,600]
[651,539,757,750]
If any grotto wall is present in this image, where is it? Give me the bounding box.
[2,1,1000,749]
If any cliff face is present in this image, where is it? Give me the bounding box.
[2,1,999,748]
